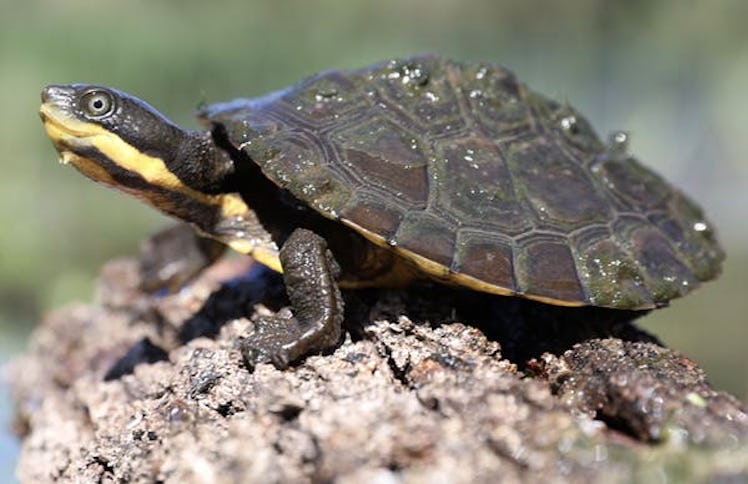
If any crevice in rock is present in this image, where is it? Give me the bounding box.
[593,410,651,443]
[379,337,413,390]
[90,455,115,483]
[215,401,242,418]
[269,401,304,422]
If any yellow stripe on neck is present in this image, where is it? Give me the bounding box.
[90,126,216,201]
[42,105,283,272]
[42,105,217,205]
[91,128,284,271]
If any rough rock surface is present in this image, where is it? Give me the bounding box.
[7,257,748,483]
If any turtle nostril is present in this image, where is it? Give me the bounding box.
[41,85,68,103]
[41,86,54,103]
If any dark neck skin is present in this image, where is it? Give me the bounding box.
[170,130,238,195]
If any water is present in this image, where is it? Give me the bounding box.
[0,329,27,484]
[0,372,19,484]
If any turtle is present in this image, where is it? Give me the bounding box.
[38,54,723,369]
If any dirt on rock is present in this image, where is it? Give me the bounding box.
[6,257,748,483]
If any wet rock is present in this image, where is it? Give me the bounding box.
[536,339,748,445]
[6,257,748,483]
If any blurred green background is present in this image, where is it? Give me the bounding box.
[2,0,747,475]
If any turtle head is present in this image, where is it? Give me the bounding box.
[39,84,278,265]
[40,85,244,225]
[39,84,239,194]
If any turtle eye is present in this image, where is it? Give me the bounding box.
[80,90,115,119]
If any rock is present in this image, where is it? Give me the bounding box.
[7,257,748,483]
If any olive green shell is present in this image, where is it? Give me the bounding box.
[201,54,723,309]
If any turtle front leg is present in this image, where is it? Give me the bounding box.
[139,223,227,293]
[240,228,345,370]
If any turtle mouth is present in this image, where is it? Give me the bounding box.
[39,103,99,164]
[39,103,91,138]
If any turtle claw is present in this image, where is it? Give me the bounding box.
[270,351,292,371]
[239,314,297,371]
[239,342,265,372]
[238,313,334,371]
[240,343,289,372]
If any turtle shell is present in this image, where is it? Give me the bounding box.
[201,54,723,310]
